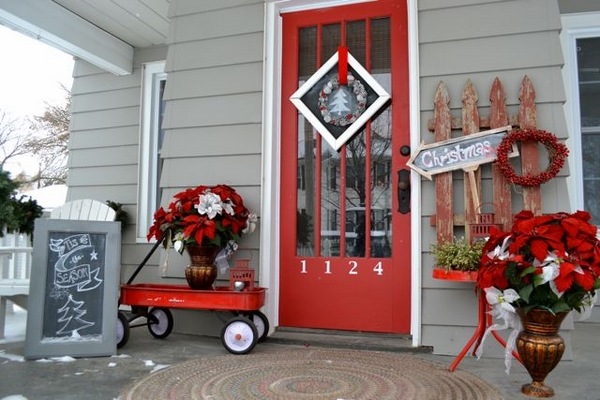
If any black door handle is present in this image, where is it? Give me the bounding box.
[397,169,410,214]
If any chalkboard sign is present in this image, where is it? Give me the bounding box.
[25,219,121,359]
[407,126,517,179]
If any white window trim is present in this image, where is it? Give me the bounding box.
[560,12,600,213]
[137,61,166,242]
[263,0,421,344]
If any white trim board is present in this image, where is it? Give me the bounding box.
[560,12,600,213]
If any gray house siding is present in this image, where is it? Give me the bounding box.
[68,46,168,284]
[157,1,265,335]
[418,0,572,356]
[61,0,596,351]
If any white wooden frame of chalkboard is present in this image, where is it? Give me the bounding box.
[25,219,121,359]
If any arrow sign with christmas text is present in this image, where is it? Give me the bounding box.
[407,125,517,180]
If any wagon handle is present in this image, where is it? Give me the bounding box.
[127,239,163,285]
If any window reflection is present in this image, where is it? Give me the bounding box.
[578,37,600,224]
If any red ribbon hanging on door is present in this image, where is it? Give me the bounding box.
[338,45,348,85]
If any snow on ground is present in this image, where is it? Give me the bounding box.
[0,306,169,400]
[0,306,26,345]
[0,351,24,362]
[19,184,67,211]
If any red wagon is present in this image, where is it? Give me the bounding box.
[116,242,268,355]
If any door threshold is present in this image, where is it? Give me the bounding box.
[269,327,431,353]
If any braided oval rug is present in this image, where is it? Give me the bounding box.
[120,348,503,400]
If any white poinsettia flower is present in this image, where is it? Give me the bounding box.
[537,252,560,285]
[489,236,512,260]
[195,192,223,219]
[174,240,184,253]
[222,199,235,215]
[484,287,519,313]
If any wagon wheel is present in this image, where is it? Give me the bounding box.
[250,311,269,342]
[116,312,130,348]
[221,316,258,355]
[147,307,173,339]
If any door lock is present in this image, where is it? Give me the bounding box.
[397,169,410,214]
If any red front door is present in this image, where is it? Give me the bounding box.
[279,0,411,333]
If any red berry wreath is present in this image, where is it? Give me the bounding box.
[495,129,569,187]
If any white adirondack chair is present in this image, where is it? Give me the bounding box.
[50,199,116,221]
[0,199,116,339]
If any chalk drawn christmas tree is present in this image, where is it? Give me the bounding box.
[328,88,350,116]
[56,294,95,336]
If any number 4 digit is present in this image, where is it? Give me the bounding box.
[373,261,383,276]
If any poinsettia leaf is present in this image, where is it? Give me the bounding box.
[521,304,536,314]
[520,266,536,277]
[506,262,521,286]
[519,284,533,303]
[532,274,545,287]
[535,305,555,314]
[552,301,571,314]
[209,235,222,248]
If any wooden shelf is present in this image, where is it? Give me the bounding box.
[432,268,477,282]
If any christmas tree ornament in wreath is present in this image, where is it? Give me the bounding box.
[495,128,569,187]
[290,46,391,151]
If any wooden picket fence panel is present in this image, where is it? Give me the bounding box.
[428,76,541,243]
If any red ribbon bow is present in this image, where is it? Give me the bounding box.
[338,45,348,86]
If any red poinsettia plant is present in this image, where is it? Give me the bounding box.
[147,184,257,253]
[477,210,600,315]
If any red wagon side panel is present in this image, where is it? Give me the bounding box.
[120,284,266,311]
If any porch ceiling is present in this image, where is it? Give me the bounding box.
[52,0,170,48]
[0,0,170,76]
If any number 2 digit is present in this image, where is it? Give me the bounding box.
[349,260,358,275]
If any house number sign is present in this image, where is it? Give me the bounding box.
[299,259,384,276]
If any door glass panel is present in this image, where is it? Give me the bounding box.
[370,18,392,257]
[321,143,340,255]
[346,131,367,256]
[297,27,317,255]
[347,20,366,65]
[297,117,318,256]
[296,18,392,258]
[577,37,600,224]
[370,92,392,257]
[322,24,341,61]
[299,27,316,79]
[371,18,391,73]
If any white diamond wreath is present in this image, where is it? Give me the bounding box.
[318,73,367,127]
